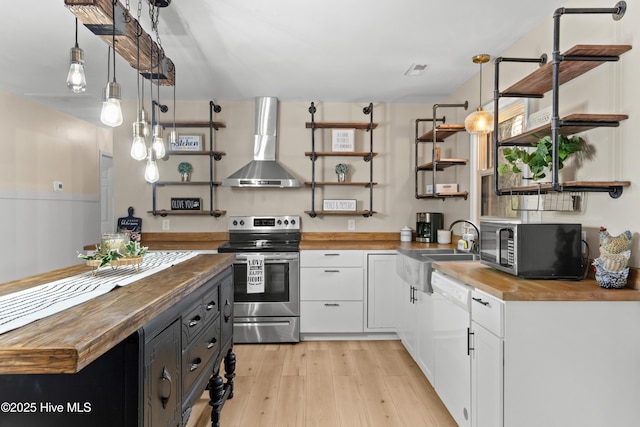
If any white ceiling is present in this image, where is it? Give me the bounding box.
[0,0,564,126]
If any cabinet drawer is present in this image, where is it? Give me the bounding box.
[300,268,363,300]
[300,301,363,333]
[182,320,221,401]
[471,289,504,337]
[202,286,219,322]
[182,302,206,345]
[301,250,363,267]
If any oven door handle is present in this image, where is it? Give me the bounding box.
[233,257,296,264]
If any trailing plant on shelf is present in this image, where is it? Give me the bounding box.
[497,134,584,181]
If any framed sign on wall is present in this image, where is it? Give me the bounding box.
[170,134,204,151]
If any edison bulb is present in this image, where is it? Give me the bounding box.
[144,158,159,183]
[130,136,147,161]
[66,63,86,93]
[101,97,123,127]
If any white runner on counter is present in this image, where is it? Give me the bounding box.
[246,254,265,294]
[0,251,198,335]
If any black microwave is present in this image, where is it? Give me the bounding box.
[479,221,583,279]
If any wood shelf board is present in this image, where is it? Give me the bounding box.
[417,158,468,171]
[304,152,378,158]
[499,180,630,193]
[153,181,220,186]
[304,181,377,187]
[305,122,378,130]
[147,210,226,216]
[417,192,469,199]
[165,150,226,157]
[417,124,466,142]
[304,210,376,216]
[159,121,226,129]
[503,45,632,96]
[500,113,629,145]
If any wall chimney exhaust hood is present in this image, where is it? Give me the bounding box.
[222,97,300,188]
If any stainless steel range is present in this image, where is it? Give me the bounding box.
[218,215,300,343]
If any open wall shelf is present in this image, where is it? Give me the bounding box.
[414,103,469,200]
[493,3,631,200]
[305,102,379,217]
[149,101,227,216]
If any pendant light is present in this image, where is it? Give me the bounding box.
[66,18,87,93]
[144,151,160,183]
[130,14,148,161]
[100,0,123,127]
[168,73,178,150]
[151,44,166,159]
[464,54,494,135]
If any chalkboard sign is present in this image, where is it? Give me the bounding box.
[171,198,201,210]
[117,207,142,242]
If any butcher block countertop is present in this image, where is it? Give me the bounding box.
[434,261,640,302]
[0,253,235,375]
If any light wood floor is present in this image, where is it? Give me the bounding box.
[188,340,457,427]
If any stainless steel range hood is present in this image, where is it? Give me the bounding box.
[222,97,300,188]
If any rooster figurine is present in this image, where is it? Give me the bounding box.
[594,226,632,289]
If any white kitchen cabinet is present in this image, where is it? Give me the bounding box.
[470,289,503,427]
[300,250,364,334]
[416,288,434,383]
[366,253,397,331]
[397,278,418,358]
[469,288,640,427]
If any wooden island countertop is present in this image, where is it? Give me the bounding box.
[433,261,640,302]
[0,253,235,375]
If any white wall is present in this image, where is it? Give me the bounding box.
[0,90,111,283]
[113,100,472,234]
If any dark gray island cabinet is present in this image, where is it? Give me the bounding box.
[0,253,235,427]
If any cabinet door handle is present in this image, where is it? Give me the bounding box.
[207,337,217,349]
[223,298,232,322]
[324,269,340,273]
[324,253,340,256]
[160,367,172,409]
[206,301,216,311]
[189,357,202,372]
[324,303,340,307]
[467,327,475,356]
[472,297,490,307]
[189,315,201,327]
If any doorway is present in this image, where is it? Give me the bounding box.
[100,151,114,235]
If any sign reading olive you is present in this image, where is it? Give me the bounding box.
[170,197,201,210]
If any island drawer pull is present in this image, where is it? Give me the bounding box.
[189,315,201,327]
[207,337,217,349]
[189,357,202,372]
[324,303,340,307]
[206,301,216,311]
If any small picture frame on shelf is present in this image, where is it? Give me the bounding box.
[171,134,204,151]
[331,129,355,152]
[171,197,202,210]
[323,199,356,211]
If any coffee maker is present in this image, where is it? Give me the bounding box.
[416,212,443,243]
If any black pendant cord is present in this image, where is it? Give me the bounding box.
[74,18,79,48]
[112,0,117,84]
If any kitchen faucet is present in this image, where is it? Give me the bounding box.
[448,219,479,253]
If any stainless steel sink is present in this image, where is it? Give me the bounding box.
[396,249,479,293]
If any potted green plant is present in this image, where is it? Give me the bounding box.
[178,162,193,182]
[335,163,349,182]
[497,134,583,181]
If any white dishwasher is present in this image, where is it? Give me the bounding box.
[432,270,472,427]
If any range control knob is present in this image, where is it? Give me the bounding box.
[284,220,289,225]
[239,220,245,226]
[277,219,282,225]
[290,219,296,225]
[232,220,238,226]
